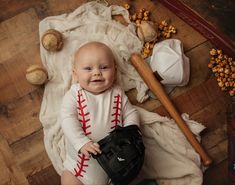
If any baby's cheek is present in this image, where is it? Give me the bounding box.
[107,70,115,77]
[81,74,90,81]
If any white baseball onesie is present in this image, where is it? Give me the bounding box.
[60,84,140,185]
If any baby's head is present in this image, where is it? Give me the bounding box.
[73,41,116,95]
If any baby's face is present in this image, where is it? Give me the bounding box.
[73,42,116,95]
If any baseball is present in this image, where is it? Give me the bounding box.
[41,29,63,52]
[26,64,48,85]
[137,21,158,42]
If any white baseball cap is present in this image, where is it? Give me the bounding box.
[149,39,190,87]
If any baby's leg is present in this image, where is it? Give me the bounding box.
[61,170,83,185]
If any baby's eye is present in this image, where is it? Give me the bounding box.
[83,67,92,71]
[100,65,109,69]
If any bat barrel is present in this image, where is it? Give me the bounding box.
[130,53,212,166]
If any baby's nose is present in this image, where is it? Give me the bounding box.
[93,69,102,76]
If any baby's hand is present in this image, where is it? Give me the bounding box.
[80,141,102,157]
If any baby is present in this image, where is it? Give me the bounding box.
[60,41,140,185]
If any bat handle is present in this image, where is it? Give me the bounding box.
[130,53,212,166]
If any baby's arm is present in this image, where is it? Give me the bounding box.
[60,89,101,157]
[122,92,140,127]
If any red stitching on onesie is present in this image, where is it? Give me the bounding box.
[111,94,121,129]
[74,91,91,178]
[74,154,89,177]
[77,91,91,136]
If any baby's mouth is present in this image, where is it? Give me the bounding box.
[91,79,104,82]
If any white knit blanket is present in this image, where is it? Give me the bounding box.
[39,2,204,185]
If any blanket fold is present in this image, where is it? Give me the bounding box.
[39,2,205,185]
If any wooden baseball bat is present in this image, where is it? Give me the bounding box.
[130,53,212,166]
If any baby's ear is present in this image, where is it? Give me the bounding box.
[72,68,79,83]
[113,64,118,83]
[114,62,117,70]
[114,62,118,70]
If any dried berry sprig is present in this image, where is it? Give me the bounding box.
[208,48,235,96]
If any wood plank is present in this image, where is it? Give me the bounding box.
[207,139,228,165]
[0,0,45,22]
[27,166,60,185]
[203,159,229,185]
[0,53,39,103]
[178,0,235,41]
[0,134,29,185]
[154,77,231,116]
[0,9,40,63]
[11,129,52,177]
[191,96,229,131]
[34,1,49,20]
[202,125,227,150]
[0,89,43,144]
[216,139,228,163]
[127,0,207,51]
[0,63,20,103]
[47,0,87,15]
[0,9,43,103]
[200,123,228,165]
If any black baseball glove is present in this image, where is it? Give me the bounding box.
[92,125,145,185]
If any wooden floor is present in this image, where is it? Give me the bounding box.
[179,0,235,41]
[0,0,232,185]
